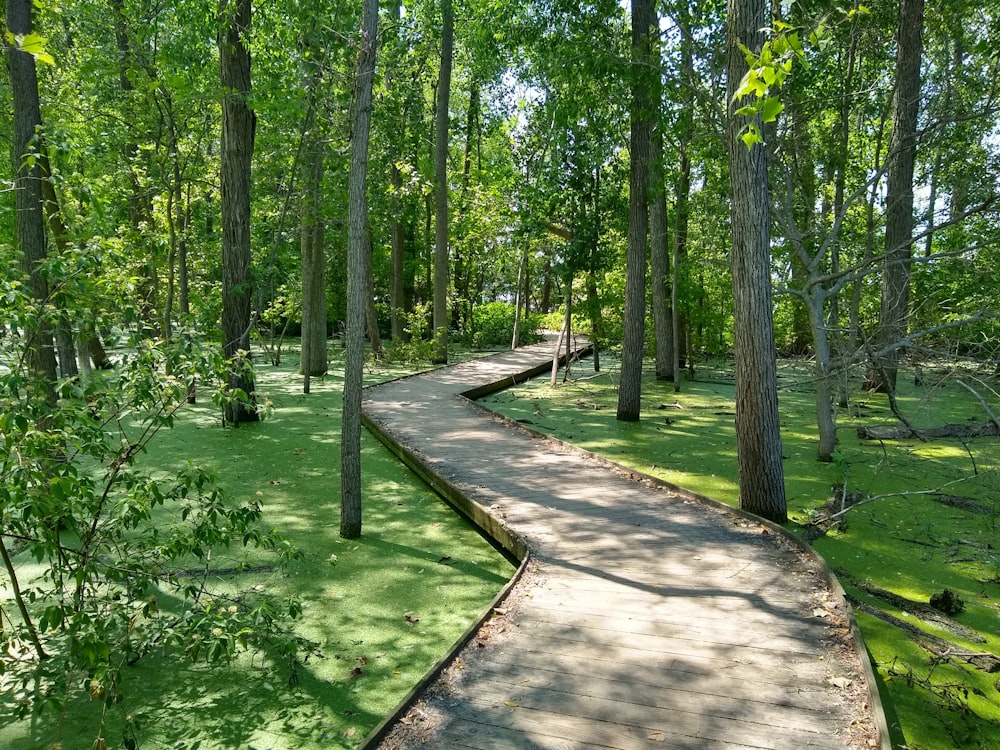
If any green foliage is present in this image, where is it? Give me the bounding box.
[463,301,542,349]
[0,331,303,738]
[383,303,438,363]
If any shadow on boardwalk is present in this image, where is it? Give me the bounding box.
[360,342,891,750]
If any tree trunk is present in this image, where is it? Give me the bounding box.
[867,0,924,392]
[219,0,258,423]
[650,127,673,381]
[616,0,655,423]
[341,0,379,540]
[431,0,453,364]
[726,0,787,523]
[389,162,406,340]
[673,8,694,380]
[7,0,58,406]
[300,135,328,378]
[511,247,527,349]
[364,236,385,359]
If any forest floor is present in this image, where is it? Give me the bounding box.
[0,347,516,750]
[479,352,1000,750]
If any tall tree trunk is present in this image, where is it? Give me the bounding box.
[341,0,379,540]
[868,0,924,392]
[726,0,787,523]
[7,0,58,406]
[616,0,655,422]
[673,8,694,379]
[179,185,191,317]
[389,162,406,340]
[431,0,453,364]
[219,0,258,424]
[650,126,673,381]
[300,135,328,379]
[38,150,79,380]
[364,236,385,359]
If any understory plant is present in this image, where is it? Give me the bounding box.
[0,326,304,745]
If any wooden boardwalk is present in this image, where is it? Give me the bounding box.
[360,342,889,750]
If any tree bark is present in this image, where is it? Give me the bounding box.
[616,0,655,422]
[6,0,58,406]
[219,0,258,423]
[300,135,328,378]
[650,126,673,381]
[364,235,385,359]
[431,0,453,364]
[389,162,406,340]
[868,0,924,392]
[726,0,787,523]
[341,0,379,540]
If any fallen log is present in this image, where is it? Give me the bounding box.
[857,421,1000,440]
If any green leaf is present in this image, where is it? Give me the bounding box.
[761,97,784,123]
[741,126,763,149]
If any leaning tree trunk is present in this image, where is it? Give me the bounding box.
[867,0,924,393]
[219,0,258,423]
[431,0,453,364]
[7,0,58,407]
[726,0,787,523]
[616,0,655,422]
[340,0,379,540]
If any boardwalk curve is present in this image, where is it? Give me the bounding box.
[360,342,890,750]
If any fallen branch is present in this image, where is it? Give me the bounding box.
[858,421,1000,440]
[954,380,1000,431]
[810,476,976,524]
[848,597,1000,673]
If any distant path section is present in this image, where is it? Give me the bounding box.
[361,341,890,750]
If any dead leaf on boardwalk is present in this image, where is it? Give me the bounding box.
[647,730,666,742]
[503,700,519,707]
[830,676,852,688]
[405,613,420,626]
[811,608,829,618]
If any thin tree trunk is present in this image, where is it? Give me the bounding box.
[650,127,673,381]
[340,0,379,540]
[431,0,453,364]
[726,0,787,523]
[511,247,527,349]
[389,162,406,340]
[364,236,385,359]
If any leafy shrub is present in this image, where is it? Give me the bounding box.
[0,334,304,740]
[467,301,542,349]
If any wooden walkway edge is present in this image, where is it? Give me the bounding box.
[359,342,892,750]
